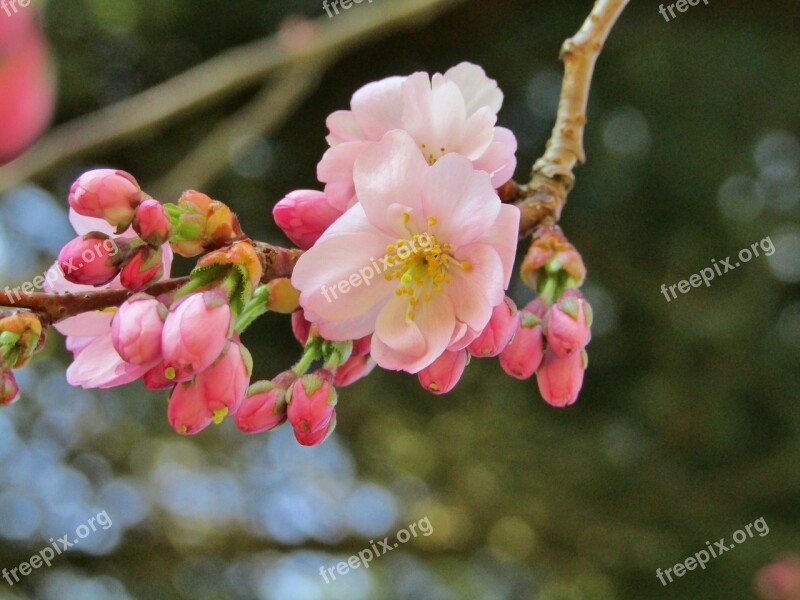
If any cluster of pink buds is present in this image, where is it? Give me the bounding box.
[501,227,592,407]
[59,170,173,290]
[233,311,370,445]
[111,258,260,435]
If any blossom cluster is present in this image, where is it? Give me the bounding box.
[0,62,595,445]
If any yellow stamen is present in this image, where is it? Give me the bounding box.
[212,407,229,425]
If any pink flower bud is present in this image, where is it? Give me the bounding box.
[333,354,376,387]
[0,312,44,369]
[499,312,544,380]
[468,296,519,357]
[111,295,166,365]
[521,226,586,290]
[536,349,586,407]
[133,199,172,247]
[352,335,372,358]
[272,190,344,250]
[68,169,141,228]
[143,363,174,391]
[0,19,55,164]
[195,341,252,420]
[418,350,468,395]
[291,310,312,346]
[120,246,164,292]
[287,370,337,446]
[161,290,232,382]
[756,555,800,600]
[544,290,592,358]
[234,372,296,434]
[168,382,212,435]
[58,233,122,286]
[0,369,20,406]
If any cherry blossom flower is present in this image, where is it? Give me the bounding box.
[319,62,517,213]
[292,130,519,373]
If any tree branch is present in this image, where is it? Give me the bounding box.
[0,0,465,193]
[0,244,302,323]
[516,0,629,237]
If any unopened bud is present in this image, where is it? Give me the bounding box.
[0,369,20,406]
[195,241,263,297]
[272,190,343,250]
[418,350,468,395]
[168,381,212,435]
[467,296,519,358]
[536,349,587,408]
[0,312,44,369]
[287,370,337,446]
[499,311,544,380]
[291,310,312,346]
[133,199,172,247]
[267,278,301,314]
[165,191,243,257]
[234,372,296,434]
[544,289,592,358]
[111,295,166,365]
[161,290,232,382]
[120,246,164,292]
[68,169,141,230]
[195,341,252,419]
[58,233,122,286]
[521,226,586,291]
[333,354,376,387]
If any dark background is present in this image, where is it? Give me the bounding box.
[0,0,798,598]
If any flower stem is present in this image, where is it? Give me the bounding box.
[234,284,270,333]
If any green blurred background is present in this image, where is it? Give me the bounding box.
[0,0,798,598]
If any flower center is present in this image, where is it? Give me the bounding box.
[420,143,447,166]
[382,215,471,320]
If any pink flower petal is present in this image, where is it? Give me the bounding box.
[421,153,499,247]
[401,73,468,161]
[349,75,405,140]
[474,203,520,287]
[65,330,151,389]
[372,292,455,373]
[325,110,364,145]
[292,205,395,321]
[68,209,117,237]
[353,130,428,236]
[54,310,113,337]
[473,126,518,187]
[316,299,388,341]
[443,62,504,115]
[318,141,371,211]
[447,243,506,331]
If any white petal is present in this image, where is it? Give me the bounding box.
[444,62,504,115]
